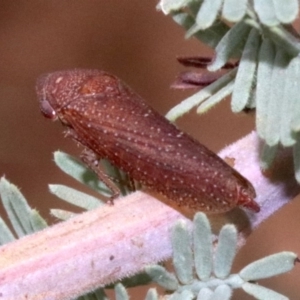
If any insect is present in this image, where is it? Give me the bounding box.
[36,69,259,213]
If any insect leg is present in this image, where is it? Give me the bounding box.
[127,175,137,192]
[64,128,121,203]
[80,148,121,204]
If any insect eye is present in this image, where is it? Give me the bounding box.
[40,99,57,120]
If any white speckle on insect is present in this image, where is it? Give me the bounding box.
[55,77,63,84]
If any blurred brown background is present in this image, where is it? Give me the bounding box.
[0,1,299,299]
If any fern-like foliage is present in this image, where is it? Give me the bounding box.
[158,0,300,182]
[146,212,297,300]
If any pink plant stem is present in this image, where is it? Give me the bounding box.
[216,131,300,245]
[0,192,187,300]
[0,131,298,299]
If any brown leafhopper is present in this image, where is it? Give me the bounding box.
[36,69,259,213]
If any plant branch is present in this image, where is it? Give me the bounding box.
[212,131,300,246]
[0,131,298,299]
[0,191,189,300]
